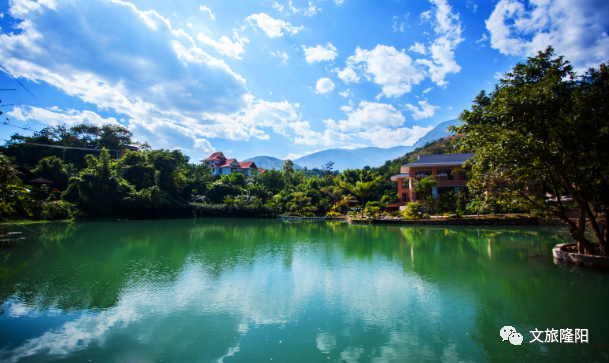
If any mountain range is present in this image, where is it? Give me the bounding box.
[246,118,459,171]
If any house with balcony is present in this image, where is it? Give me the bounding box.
[389,153,475,207]
[201,152,267,176]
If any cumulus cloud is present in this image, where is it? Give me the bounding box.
[329,101,406,132]
[291,121,351,146]
[415,0,464,87]
[422,87,433,93]
[199,5,215,20]
[346,45,425,97]
[410,42,426,55]
[486,0,609,71]
[302,43,338,63]
[0,0,303,159]
[246,13,304,38]
[336,66,359,83]
[197,32,249,59]
[8,106,121,127]
[358,125,433,147]
[315,78,335,94]
[404,100,440,120]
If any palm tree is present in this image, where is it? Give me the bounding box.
[339,180,379,218]
[412,175,438,214]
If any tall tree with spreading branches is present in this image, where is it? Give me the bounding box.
[451,47,609,255]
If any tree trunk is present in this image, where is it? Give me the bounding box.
[584,205,608,255]
[572,206,596,255]
[361,197,365,218]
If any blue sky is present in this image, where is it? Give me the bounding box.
[1,0,608,163]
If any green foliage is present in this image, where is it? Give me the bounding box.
[364,206,380,218]
[254,169,286,194]
[388,211,401,217]
[1,123,134,169]
[0,153,37,217]
[452,46,609,254]
[326,211,342,217]
[41,200,74,220]
[402,202,422,220]
[33,156,71,191]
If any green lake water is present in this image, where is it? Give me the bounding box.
[0,219,608,362]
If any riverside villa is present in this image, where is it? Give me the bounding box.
[201,152,267,176]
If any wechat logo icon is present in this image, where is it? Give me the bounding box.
[500,326,523,346]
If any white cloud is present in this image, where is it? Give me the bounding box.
[315,78,335,94]
[467,1,477,13]
[409,42,426,55]
[271,50,289,64]
[302,43,338,63]
[197,31,249,59]
[338,89,352,98]
[447,106,453,110]
[335,0,346,4]
[422,87,433,93]
[330,101,406,132]
[8,106,121,127]
[272,2,284,12]
[289,1,300,13]
[347,45,425,97]
[358,125,433,147]
[246,13,304,38]
[494,71,503,79]
[304,2,321,17]
[199,5,215,20]
[476,33,488,43]
[415,0,464,87]
[0,0,305,160]
[336,66,359,83]
[486,0,609,72]
[404,100,440,120]
[291,121,352,146]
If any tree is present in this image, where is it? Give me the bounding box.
[256,170,286,194]
[411,176,438,214]
[0,154,36,218]
[339,178,381,218]
[451,47,609,255]
[282,159,294,182]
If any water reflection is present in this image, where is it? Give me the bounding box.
[0,219,607,362]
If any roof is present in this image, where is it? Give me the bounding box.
[201,151,226,162]
[390,173,409,181]
[239,161,257,169]
[258,168,267,173]
[404,153,475,167]
[13,165,53,185]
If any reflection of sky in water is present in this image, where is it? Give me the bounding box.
[2,222,601,362]
[0,245,480,363]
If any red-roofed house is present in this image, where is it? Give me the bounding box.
[201,152,265,176]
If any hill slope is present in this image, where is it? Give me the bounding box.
[411,119,459,149]
[243,156,303,170]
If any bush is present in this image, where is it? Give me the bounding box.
[402,202,422,220]
[364,206,380,217]
[41,200,74,220]
[326,211,342,217]
[388,211,401,217]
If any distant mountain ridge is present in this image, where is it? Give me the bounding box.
[411,119,458,149]
[243,156,303,170]
[245,119,460,171]
[292,146,413,171]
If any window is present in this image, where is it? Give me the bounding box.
[414,169,432,180]
[437,168,454,181]
[401,179,409,188]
